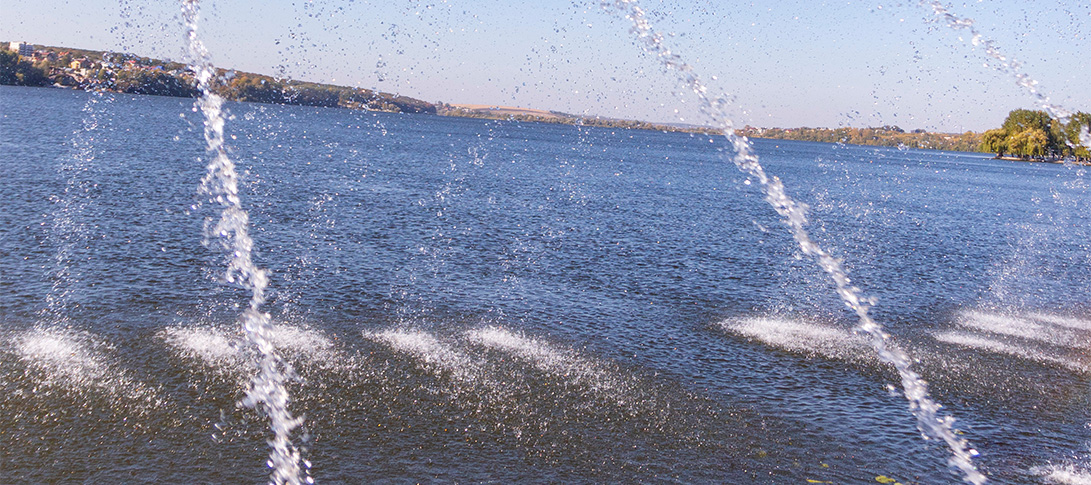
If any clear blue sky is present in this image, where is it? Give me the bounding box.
[2,0,1087,132]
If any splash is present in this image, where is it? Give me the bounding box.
[933,331,1088,374]
[1033,463,1091,485]
[41,90,111,326]
[162,325,246,367]
[364,328,478,382]
[10,328,164,410]
[162,324,342,377]
[600,1,985,482]
[724,317,873,362]
[180,2,308,483]
[466,326,629,397]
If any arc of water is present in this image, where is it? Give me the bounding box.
[180,2,308,484]
[599,1,986,483]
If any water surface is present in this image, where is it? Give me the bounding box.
[2,85,1089,483]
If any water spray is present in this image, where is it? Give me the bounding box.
[600,1,986,482]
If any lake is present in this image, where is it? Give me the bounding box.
[1,84,1089,483]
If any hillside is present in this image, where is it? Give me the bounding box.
[0,43,437,114]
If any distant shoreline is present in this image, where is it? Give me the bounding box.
[1,41,1007,154]
[994,155,1091,166]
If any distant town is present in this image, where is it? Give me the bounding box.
[2,41,1087,161]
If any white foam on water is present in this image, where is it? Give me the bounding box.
[1029,312,1091,332]
[1035,464,1091,485]
[933,330,1089,374]
[162,324,343,371]
[268,325,354,373]
[723,317,873,362]
[958,310,1087,349]
[466,326,568,373]
[11,327,163,409]
[267,325,335,357]
[960,311,1048,339]
[465,326,668,413]
[464,324,676,420]
[15,328,109,383]
[364,329,477,382]
[161,325,245,367]
[465,326,616,391]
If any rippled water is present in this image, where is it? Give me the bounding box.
[2,85,1090,483]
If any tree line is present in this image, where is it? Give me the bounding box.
[735,125,984,152]
[980,109,1090,161]
[437,104,719,134]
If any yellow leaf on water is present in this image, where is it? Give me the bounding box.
[806,480,832,484]
[875,476,898,484]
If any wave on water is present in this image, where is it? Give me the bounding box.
[721,316,873,362]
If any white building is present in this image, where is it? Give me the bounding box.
[8,42,34,57]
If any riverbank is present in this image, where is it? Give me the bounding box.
[4,43,991,149]
[996,155,1091,166]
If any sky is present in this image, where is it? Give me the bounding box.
[1,0,1088,132]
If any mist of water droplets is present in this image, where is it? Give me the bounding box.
[599,1,986,482]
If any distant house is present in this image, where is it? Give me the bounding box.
[70,58,94,70]
[7,41,34,57]
[32,50,57,62]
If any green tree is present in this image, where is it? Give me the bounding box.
[1067,112,1091,159]
[1009,128,1049,158]
[981,128,1009,156]
[0,50,18,85]
[982,109,1072,159]
[0,50,49,86]
[1001,109,1051,133]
